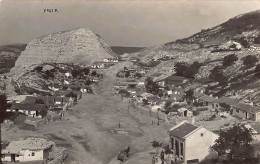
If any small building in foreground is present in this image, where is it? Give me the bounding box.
[1,138,54,162]
[168,121,218,163]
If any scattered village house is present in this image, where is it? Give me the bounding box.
[103,57,118,63]
[8,104,48,118]
[91,62,105,69]
[230,102,260,122]
[244,124,260,142]
[1,138,53,162]
[177,107,193,117]
[192,92,220,112]
[169,121,218,163]
[154,75,189,87]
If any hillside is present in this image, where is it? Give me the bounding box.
[0,44,26,74]
[10,28,116,77]
[175,9,260,45]
[133,10,260,104]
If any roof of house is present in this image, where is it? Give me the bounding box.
[177,107,188,113]
[54,90,71,97]
[250,123,260,134]
[23,96,55,105]
[166,76,188,82]
[147,96,160,102]
[12,104,48,111]
[233,103,260,114]
[169,122,199,140]
[140,92,154,98]
[217,97,240,106]
[2,138,54,154]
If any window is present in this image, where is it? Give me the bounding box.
[32,152,35,156]
[201,133,203,137]
[16,154,19,157]
[236,109,239,113]
[1,154,5,158]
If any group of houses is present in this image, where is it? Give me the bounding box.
[114,68,260,123]
[91,57,119,69]
[5,68,100,121]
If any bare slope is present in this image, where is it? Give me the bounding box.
[10,28,116,76]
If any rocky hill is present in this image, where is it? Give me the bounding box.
[132,10,260,104]
[135,10,260,64]
[10,28,116,77]
[175,9,260,45]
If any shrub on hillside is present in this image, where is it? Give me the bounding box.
[175,61,202,79]
[209,66,228,85]
[222,54,238,67]
[242,55,258,67]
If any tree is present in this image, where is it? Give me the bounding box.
[151,141,162,154]
[34,66,43,72]
[219,103,231,111]
[82,67,90,75]
[236,38,249,48]
[72,69,80,78]
[35,98,44,104]
[0,94,11,123]
[91,70,97,76]
[175,61,202,79]
[242,55,258,67]
[212,125,254,162]
[65,91,77,99]
[45,70,54,79]
[135,73,142,79]
[158,92,164,98]
[209,66,228,85]
[185,90,194,105]
[118,89,130,97]
[223,54,238,67]
[164,101,172,114]
[255,64,260,77]
[254,35,260,44]
[142,99,148,105]
[125,71,130,78]
[145,77,159,94]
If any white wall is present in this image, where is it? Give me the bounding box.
[185,127,218,163]
[21,149,44,161]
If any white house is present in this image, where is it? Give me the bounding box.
[64,72,72,78]
[244,124,260,142]
[103,57,118,63]
[169,121,218,163]
[1,138,54,162]
[177,108,193,117]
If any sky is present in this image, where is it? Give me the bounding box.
[0,0,260,47]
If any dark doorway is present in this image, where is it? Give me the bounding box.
[184,110,187,117]
[11,154,15,162]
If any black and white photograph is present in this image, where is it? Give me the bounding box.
[0,0,260,164]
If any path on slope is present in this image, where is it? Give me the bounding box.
[61,62,171,164]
